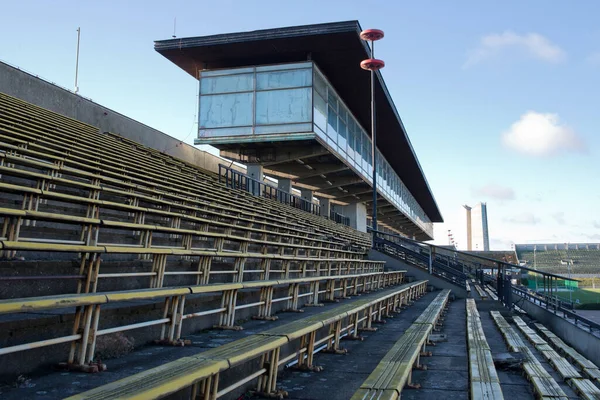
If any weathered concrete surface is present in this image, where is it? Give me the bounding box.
[514,291,600,368]
[0,286,430,400]
[401,298,469,400]
[369,250,468,298]
[276,291,438,399]
[479,309,535,399]
[0,61,244,176]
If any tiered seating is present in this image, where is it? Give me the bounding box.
[485,285,499,301]
[350,289,451,399]
[490,312,569,399]
[66,281,428,399]
[535,323,600,391]
[466,299,503,399]
[516,319,600,399]
[516,246,600,275]
[0,92,391,372]
[474,284,487,300]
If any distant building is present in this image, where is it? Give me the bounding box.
[463,202,489,251]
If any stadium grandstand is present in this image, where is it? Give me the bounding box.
[2,20,600,400]
[516,243,600,276]
[466,250,519,265]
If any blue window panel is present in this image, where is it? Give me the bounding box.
[328,91,338,112]
[255,88,311,125]
[314,70,327,98]
[200,74,253,94]
[338,107,347,124]
[327,106,338,139]
[256,69,311,90]
[354,126,362,152]
[338,116,347,139]
[198,126,252,137]
[199,93,253,128]
[314,92,328,132]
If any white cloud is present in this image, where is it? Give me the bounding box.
[552,212,566,225]
[464,31,565,67]
[473,184,515,201]
[593,221,600,229]
[502,111,585,156]
[505,212,540,225]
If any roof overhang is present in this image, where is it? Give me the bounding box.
[154,20,443,223]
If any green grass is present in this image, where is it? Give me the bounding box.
[551,288,600,306]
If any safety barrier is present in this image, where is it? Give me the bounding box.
[65,280,429,399]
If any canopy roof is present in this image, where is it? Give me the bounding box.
[155,20,443,222]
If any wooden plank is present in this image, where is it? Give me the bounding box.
[568,378,600,400]
[471,380,504,400]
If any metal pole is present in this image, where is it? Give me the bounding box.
[74,27,81,93]
[370,39,377,245]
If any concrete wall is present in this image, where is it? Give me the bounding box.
[368,250,468,298]
[513,291,600,367]
[333,202,367,233]
[0,61,244,175]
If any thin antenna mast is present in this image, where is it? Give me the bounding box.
[172,18,177,38]
[74,27,81,93]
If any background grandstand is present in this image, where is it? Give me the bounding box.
[516,243,600,306]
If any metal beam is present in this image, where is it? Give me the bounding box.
[293,164,350,181]
[300,176,364,190]
[328,188,373,201]
[220,145,329,167]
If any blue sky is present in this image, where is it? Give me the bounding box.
[1,1,599,249]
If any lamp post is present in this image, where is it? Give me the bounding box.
[360,28,385,247]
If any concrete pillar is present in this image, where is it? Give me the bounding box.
[342,202,367,233]
[320,198,331,218]
[247,164,263,196]
[277,178,292,203]
[300,188,313,202]
[278,178,292,193]
[300,188,314,212]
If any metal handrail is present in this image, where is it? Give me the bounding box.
[218,164,321,216]
[373,233,467,286]
[512,285,600,333]
[369,228,578,281]
[330,211,350,226]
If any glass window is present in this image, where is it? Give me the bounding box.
[328,91,338,112]
[314,92,327,131]
[255,88,311,125]
[338,116,347,139]
[200,74,253,94]
[338,107,347,124]
[313,70,327,98]
[327,106,338,137]
[199,93,253,128]
[256,69,311,90]
[198,126,252,137]
[353,124,361,152]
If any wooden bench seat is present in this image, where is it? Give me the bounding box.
[0,271,404,365]
[491,312,568,399]
[351,320,432,400]
[467,299,503,400]
[64,281,428,400]
[569,378,600,400]
[474,284,487,299]
[413,289,450,328]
